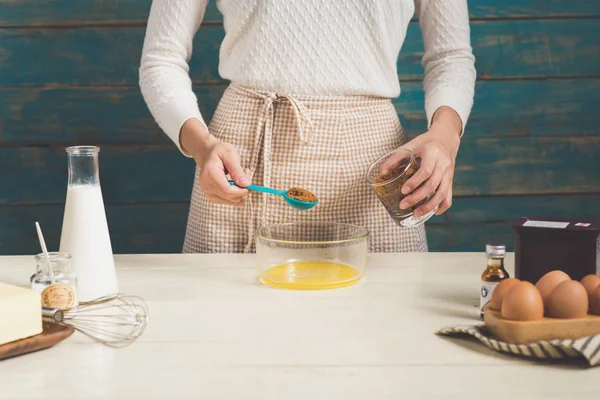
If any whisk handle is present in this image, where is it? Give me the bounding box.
[42,307,64,323]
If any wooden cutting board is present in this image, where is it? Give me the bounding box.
[484,309,600,344]
[0,322,74,361]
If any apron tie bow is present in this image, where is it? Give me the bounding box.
[235,85,314,253]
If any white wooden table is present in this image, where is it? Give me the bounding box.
[0,253,598,399]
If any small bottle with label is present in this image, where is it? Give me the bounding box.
[32,252,79,310]
[480,244,509,319]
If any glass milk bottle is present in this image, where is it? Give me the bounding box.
[59,146,118,301]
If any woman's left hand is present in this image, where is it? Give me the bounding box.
[398,106,463,218]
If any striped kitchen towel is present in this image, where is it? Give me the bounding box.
[436,325,600,367]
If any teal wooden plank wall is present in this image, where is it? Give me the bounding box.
[1,1,599,255]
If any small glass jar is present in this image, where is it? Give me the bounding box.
[31,252,79,309]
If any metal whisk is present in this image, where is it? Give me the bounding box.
[42,294,150,348]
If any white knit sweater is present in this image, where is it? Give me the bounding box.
[140,0,476,152]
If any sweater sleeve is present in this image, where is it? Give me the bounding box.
[139,0,209,157]
[414,0,476,136]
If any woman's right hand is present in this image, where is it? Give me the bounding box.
[180,118,251,207]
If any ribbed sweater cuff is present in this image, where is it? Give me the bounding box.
[158,91,206,158]
[425,86,473,137]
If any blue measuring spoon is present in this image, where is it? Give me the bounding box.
[228,180,317,210]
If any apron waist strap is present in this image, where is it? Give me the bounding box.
[230,83,315,144]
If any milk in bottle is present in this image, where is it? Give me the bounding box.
[59,146,118,301]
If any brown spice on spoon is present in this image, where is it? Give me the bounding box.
[287,188,318,203]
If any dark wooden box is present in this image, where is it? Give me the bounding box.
[512,217,600,283]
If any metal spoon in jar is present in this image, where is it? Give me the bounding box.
[227,180,318,210]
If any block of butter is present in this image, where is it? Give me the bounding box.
[0,282,43,346]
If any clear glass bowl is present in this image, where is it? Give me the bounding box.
[256,222,369,290]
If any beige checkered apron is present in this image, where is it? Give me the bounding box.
[183,83,428,253]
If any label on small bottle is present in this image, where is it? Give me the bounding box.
[480,281,499,313]
[41,283,76,310]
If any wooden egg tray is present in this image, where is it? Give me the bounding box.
[484,309,600,344]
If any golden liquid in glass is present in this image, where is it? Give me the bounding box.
[260,261,362,290]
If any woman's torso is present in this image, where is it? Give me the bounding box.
[215,0,415,97]
[183,84,428,254]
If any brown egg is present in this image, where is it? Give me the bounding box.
[581,274,600,305]
[536,270,570,307]
[501,281,544,321]
[591,286,600,316]
[490,278,520,311]
[545,280,589,319]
